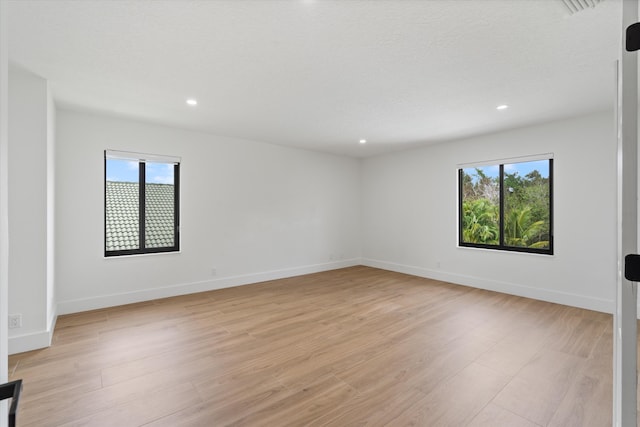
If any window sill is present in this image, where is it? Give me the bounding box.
[103,250,182,260]
[456,245,554,257]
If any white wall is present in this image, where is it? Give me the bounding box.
[8,64,56,353]
[55,110,361,314]
[362,111,617,313]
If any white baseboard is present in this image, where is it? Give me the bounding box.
[26,257,616,354]
[361,258,614,314]
[9,309,56,355]
[57,258,362,315]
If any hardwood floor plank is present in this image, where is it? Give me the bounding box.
[546,373,612,427]
[226,374,359,427]
[56,382,201,427]
[384,362,511,426]
[545,316,609,358]
[475,327,551,376]
[307,382,428,427]
[467,403,541,427]
[144,380,291,427]
[20,367,201,426]
[492,350,586,426]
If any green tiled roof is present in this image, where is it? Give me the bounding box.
[105,181,175,251]
[145,182,176,249]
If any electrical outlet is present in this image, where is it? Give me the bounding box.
[211,267,217,276]
[8,314,21,329]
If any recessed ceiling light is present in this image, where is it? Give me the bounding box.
[359,139,367,144]
[186,98,198,106]
[496,104,509,110]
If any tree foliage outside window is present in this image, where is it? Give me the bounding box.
[459,159,552,254]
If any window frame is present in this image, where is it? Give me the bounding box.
[458,157,553,255]
[104,150,180,257]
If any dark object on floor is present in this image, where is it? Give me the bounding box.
[0,379,22,427]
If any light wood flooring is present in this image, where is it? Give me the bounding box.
[8,266,617,426]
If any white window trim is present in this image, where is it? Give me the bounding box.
[457,153,553,169]
[105,149,180,165]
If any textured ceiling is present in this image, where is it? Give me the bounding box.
[8,0,620,158]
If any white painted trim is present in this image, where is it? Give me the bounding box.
[614,1,639,425]
[57,259,361,315]
[362,258,613,314]
[456,152,554,169]
[105,149,180,164]
[0,0,8,424]
[47,305,57,338]
[8,312,56,355]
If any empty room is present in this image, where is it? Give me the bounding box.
[0,0,638,426]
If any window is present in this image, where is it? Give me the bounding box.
[458,157,553,255]
[104,150,180,257]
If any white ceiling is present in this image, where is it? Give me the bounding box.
[8,0,620,158]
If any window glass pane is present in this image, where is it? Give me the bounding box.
[503,160,550,249]
[105,159,139,251]
[145,162,175,249]
[460,166,500,245]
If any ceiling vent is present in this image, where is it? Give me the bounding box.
[560,0,604,14]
